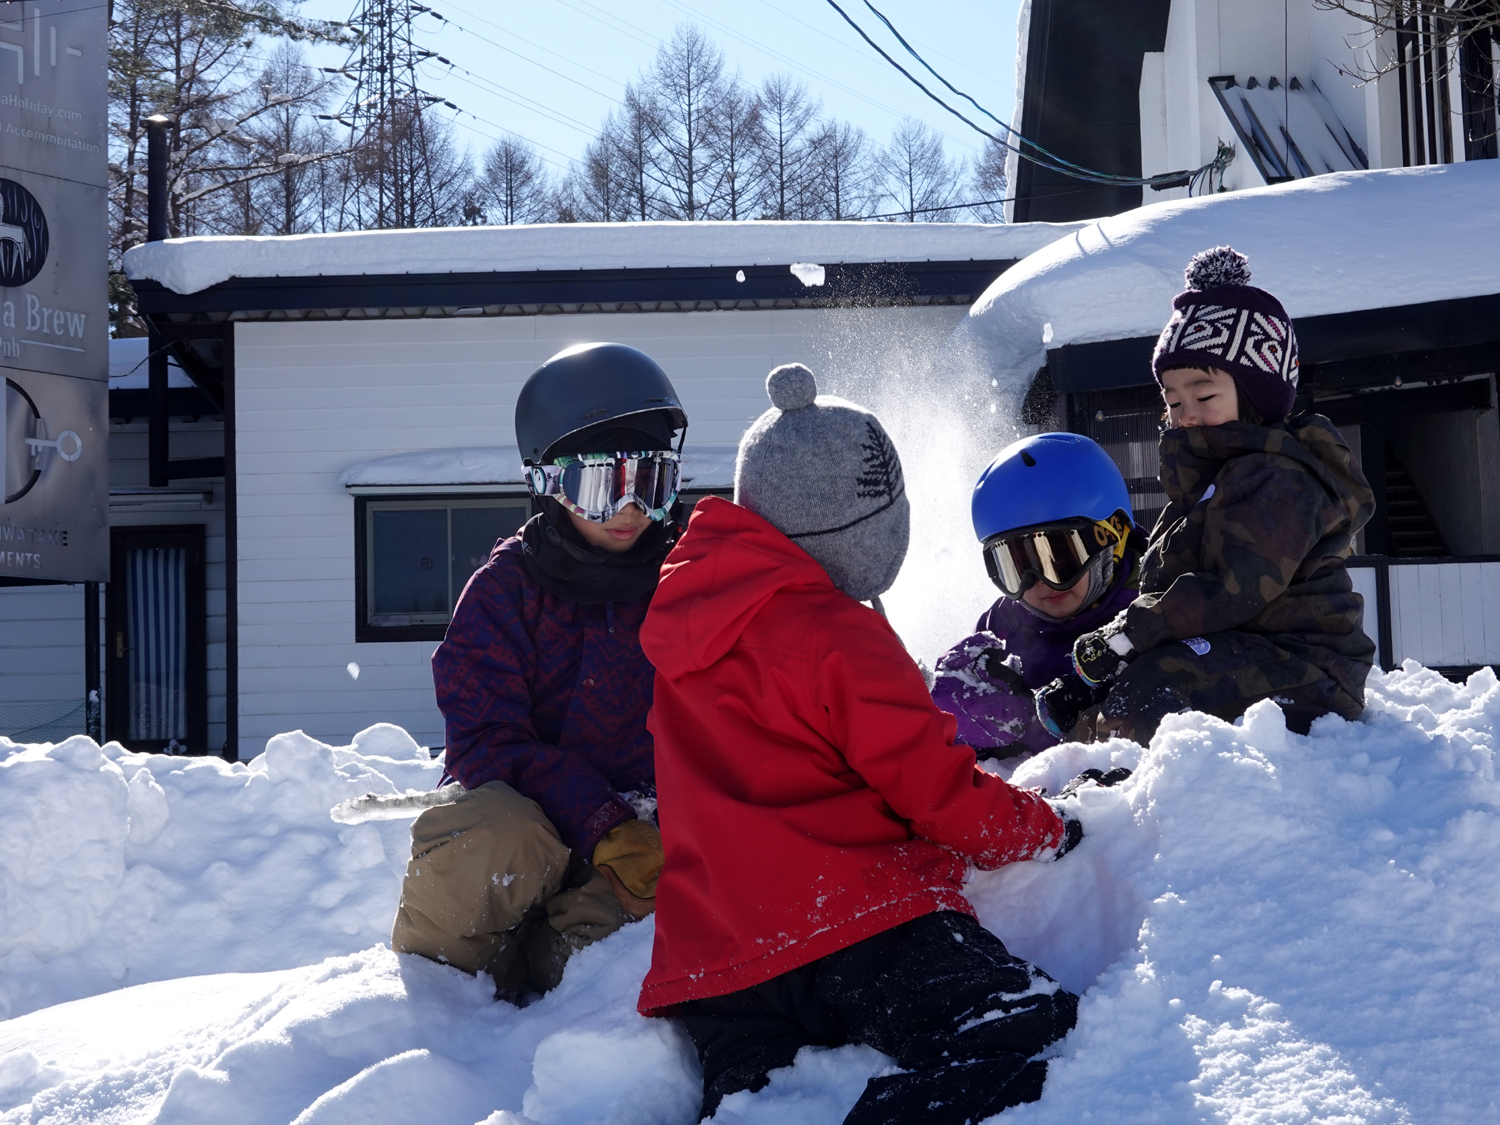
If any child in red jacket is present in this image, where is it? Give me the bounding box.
[639,364,1083,1125]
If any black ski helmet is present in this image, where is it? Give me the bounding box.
[515,343,688,466]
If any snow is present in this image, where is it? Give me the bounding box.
[338,444,741,490]
[120,219,1090,296]
[956,161,1500,403]
[3,662,1499,1124]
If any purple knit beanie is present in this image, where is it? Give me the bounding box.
[1151,247,1299,422]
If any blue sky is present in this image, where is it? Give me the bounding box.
[295,0,1025,176]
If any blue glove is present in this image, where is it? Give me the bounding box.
[1035,674,1109,741]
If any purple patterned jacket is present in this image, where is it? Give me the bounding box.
[932,558,1138,754]
[433,536,653,857]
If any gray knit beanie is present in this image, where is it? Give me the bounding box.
[735,364,909,603]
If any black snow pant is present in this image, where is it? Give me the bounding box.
[673,911,1078,1124]
[1085,629,1365,745]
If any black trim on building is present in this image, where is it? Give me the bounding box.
[1012,0,1172,223]
[1047,292,1500,394]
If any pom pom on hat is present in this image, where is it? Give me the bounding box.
[1185,245,1252,291]
[1152,246,1298,422]
[766,363,818,411]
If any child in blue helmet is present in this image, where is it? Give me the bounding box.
[931,433,1140,758]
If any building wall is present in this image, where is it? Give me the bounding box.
[1140,0,1406,199]
[0,418,225,748]
[232,305,967,759]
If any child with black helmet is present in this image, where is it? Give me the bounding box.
[391,342,686,1000]
[932,433,1142,758]
[1068,247,1376,743]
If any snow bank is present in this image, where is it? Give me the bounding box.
[120,219,1089,296]
[0,725,441,1019]
[954,160,1500,403]
[2,664,1498,1124]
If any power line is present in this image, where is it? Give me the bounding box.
[824,0,1230,190]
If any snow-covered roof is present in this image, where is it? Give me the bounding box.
[122,219,1090,296]
[957,161,1500,393]
[338,443,740,490]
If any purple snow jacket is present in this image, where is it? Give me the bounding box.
[433,536,653,857]
[932,557,1139,754]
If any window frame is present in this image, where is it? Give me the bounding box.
[354,492,534,643]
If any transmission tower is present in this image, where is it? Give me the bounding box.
[324,0,450,229]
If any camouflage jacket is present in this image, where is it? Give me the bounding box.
[1122,415,1376,697]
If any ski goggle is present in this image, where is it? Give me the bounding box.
[982,515,1129,597]
[527,451,681,523]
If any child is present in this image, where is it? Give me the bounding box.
[391,342,685,998]
[1070,247,1376,743]
[638,364,1083,1125]
[931,433,1139,757]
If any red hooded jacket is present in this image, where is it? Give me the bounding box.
[637,498,1065,1016]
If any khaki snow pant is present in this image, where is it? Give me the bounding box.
[391,780,631,994]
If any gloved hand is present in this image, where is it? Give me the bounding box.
[931,632,1035,754]
[1057,767,1133,798]
[1072,615,1136,686]
[1035,673,1110,741]
[591,819,663,901]
[1048,802,1084,859]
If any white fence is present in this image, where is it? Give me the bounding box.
[1349,558,1500,670]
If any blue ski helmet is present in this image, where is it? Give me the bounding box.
[971,432,1133,543]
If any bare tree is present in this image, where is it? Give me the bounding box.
[642,24,728,220]
[757,74,819,219]
[1314,1,1499,80]
[475,136,551,225]
[876,119,960,221]
[337,100,473,228]
[240,42,337,234]
[107,1,347,331]
[705,76,764,220]
[557,134,629,222]
[965,138,1008,222]
[805,120,874,219]
[606,87,663,221]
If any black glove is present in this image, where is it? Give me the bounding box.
[1035,674,1109,741]
[1049,802,1084,859]
[1072,617,1136,686]
[1057,767,1133,798]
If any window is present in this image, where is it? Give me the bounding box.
[1065,387,1170,534]
[355,496,530,641]
[1208,75,1368,184]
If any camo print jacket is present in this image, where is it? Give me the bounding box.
[1121,415,1376,698]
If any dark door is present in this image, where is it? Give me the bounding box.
[106,526,207,754]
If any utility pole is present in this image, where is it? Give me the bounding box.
[324,0,448,229]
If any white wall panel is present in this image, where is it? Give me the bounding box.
[232,305,966,757]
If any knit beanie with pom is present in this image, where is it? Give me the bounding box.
[1151,246,1299,422]
[734,363,910,604]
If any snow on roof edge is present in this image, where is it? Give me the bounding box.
[122,219,1091,296]
[956,161,1500,401]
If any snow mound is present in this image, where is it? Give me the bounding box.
[1,664,1498,1124]
[0,723,441,1019]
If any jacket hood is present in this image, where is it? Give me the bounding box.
[641,496,835,679]
[1159,415,1372,519]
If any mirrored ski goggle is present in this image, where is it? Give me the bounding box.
[983,518,1120,597]
[527,451,682,523]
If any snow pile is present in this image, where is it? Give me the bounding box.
[122,219,1090,297]
[2,663,1498,1124]
[954,160,1500,406]
[0,725,441,1020]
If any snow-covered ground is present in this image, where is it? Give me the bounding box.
[2,663,1497,1124]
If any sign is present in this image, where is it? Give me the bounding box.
[0,1,108,581]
